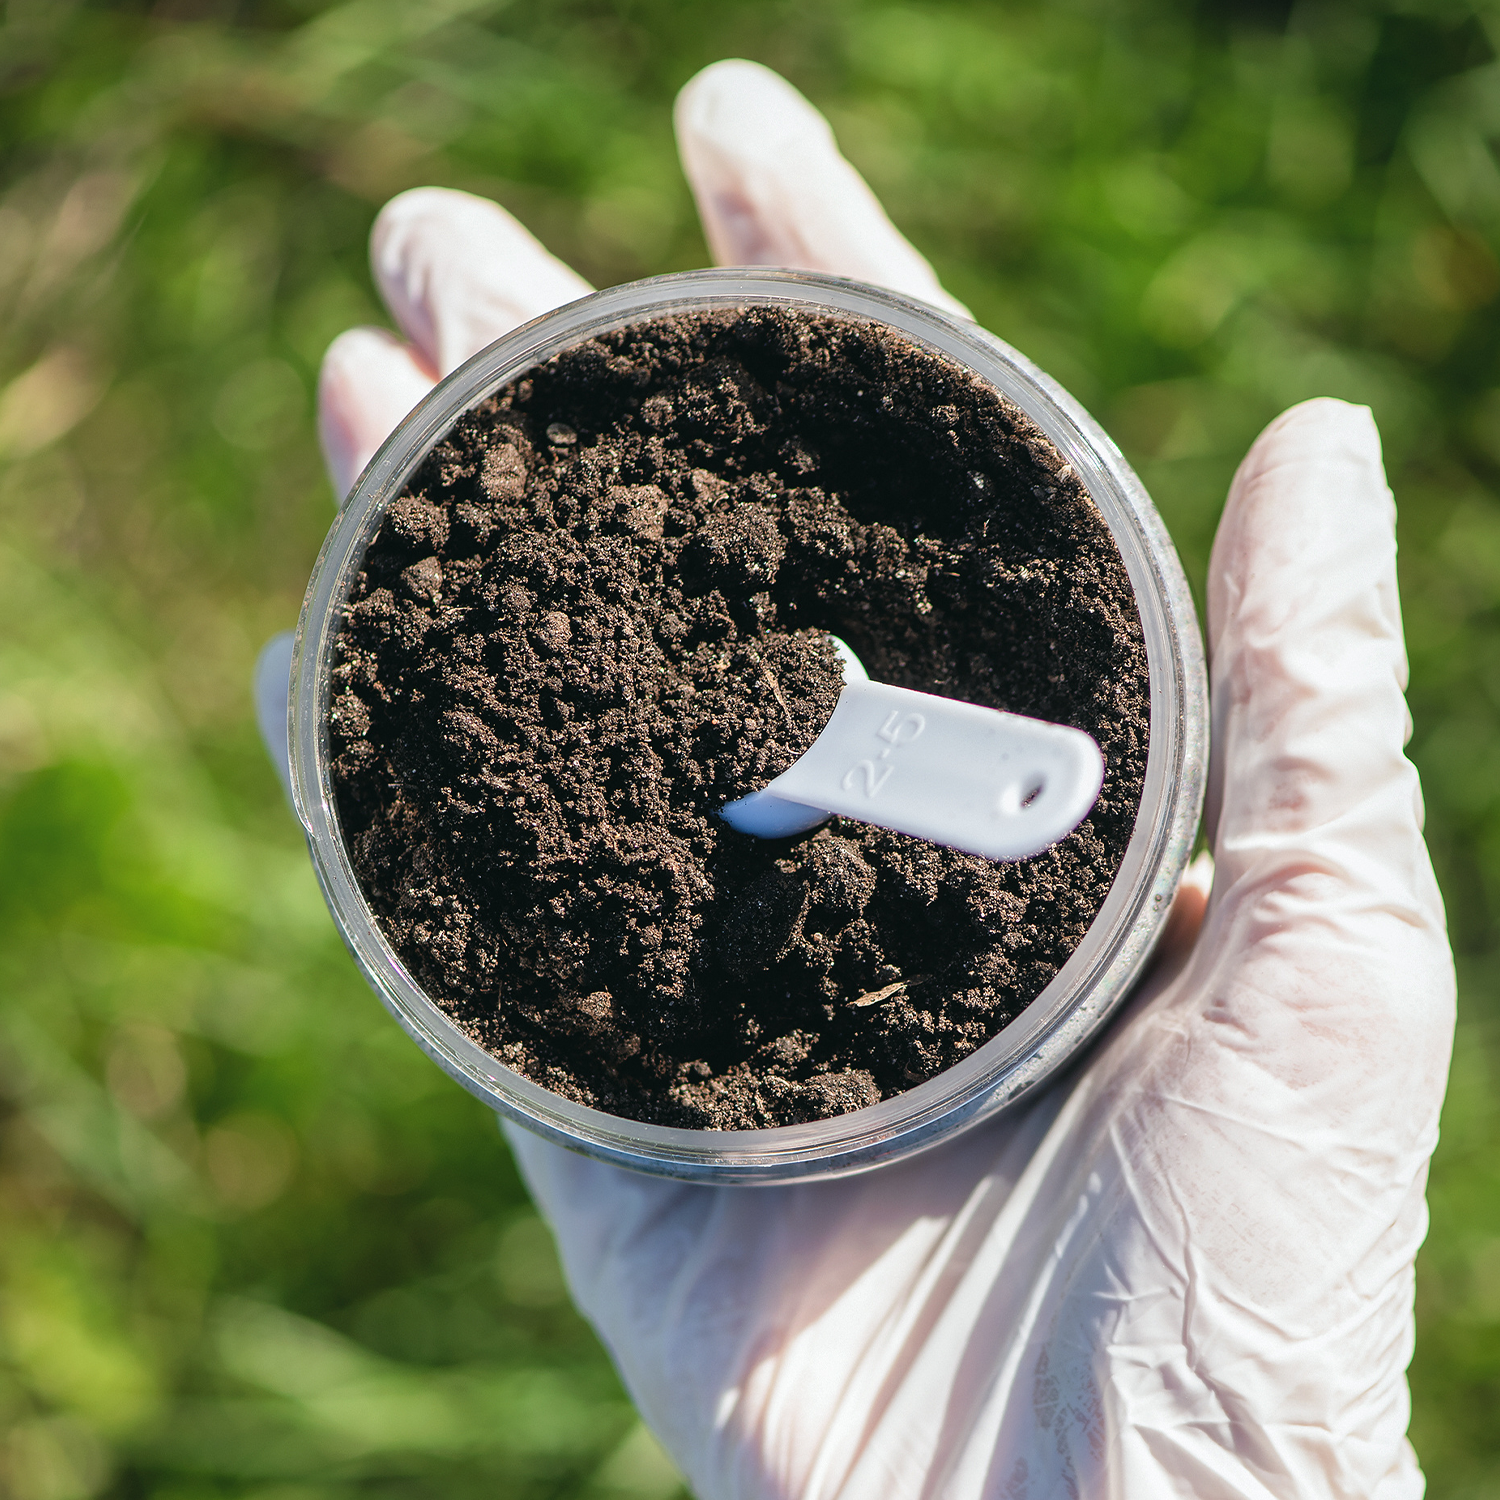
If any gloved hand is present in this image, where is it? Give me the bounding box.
[258,60,1456,1500]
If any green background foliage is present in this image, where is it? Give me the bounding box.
[1,0,1498,1494]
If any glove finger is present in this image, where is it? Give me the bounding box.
[253,630,296,806]
[370,186,593,378]
[1206,397,1442,922]
[674,60,970,320]
[1199,396,1451,1074]
[1151,850,1213,968]
[318,326,436,499]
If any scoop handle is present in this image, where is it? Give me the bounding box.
[721,680,1105,861]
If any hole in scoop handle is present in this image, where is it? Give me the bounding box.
[725,680,1105,861]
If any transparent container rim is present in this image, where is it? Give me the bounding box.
[291,268,1208,1185]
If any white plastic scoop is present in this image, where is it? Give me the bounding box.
[720,638,1105,861]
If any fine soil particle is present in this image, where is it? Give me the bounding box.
[330,308,1149,1129]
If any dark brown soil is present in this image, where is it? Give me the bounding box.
[329,307,1148,1129]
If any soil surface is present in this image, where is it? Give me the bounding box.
[329,308,1149,1129]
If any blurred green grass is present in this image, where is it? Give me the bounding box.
[2,0,1500,1495]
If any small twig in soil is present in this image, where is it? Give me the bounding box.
[850,974,932,1008]
[745,645,795,734]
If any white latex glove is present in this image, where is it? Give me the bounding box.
[257,60,1456,1500]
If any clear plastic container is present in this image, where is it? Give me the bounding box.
[290,269,1208,1185]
